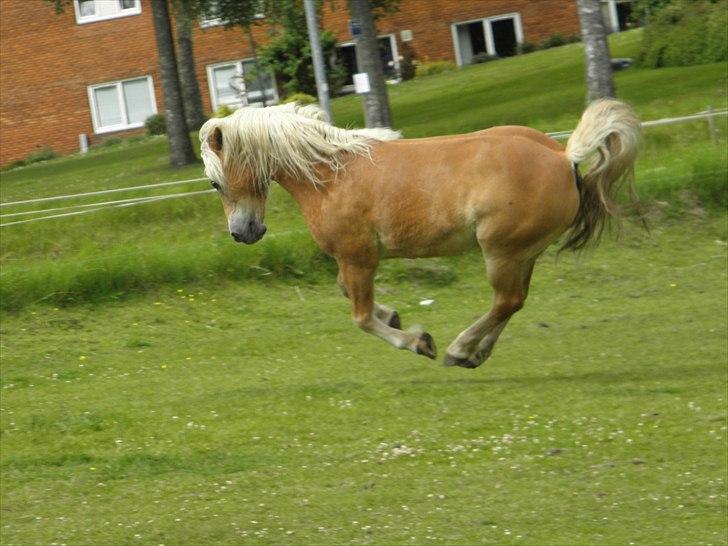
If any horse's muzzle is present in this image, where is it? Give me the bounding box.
[231,221,267,244]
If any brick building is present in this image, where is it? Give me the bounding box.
[0,0,632,167]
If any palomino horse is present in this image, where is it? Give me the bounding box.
[200,100,640,368]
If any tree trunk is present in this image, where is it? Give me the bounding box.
[576,0,616,102]
[150,0,196,167]
[173,1,207,130]
[347,0,392,128]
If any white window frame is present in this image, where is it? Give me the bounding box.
[451,12,524,66]
[206,59,278,111]
[87,76,157,134]
[73,0,141,25]
[200,12,225,28]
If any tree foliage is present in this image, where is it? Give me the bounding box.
[629,0,674,22]
[257,4,346,98]
[44,0,71,14]
[637,0,727,67]
[186,0,401,98]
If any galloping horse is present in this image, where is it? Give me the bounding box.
[200,100,640,368]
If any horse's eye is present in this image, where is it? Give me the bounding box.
[210,180,221,191]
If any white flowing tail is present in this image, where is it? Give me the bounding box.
[563,99,642,250]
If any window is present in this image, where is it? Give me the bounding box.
[335,34,400,92]
[200,0,264,28]
[200,2,224,28]
[206,60,277,110]
[74,0,141,24]
[87,76,156,133]
[451,13,524,66]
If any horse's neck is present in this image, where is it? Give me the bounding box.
[274,168,331,221]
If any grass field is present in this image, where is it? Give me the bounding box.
[1,219,726,544]
[1,28,727,545]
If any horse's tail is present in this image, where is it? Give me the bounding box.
[562,99,641,251]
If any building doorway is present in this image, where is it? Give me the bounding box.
[335,35,400,92]
[452,13,523,66]
[491,18,517,57]
[603,0,635,32]
[453,21,486,65]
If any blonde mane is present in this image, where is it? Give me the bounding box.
[199,104,401,188]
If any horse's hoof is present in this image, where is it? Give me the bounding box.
[415,332,437,360]
[388,311,401,330]
[443,353,479,369]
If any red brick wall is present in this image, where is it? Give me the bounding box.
[0,1,162,165]
[322,0,580,64]
[0,0,580,167]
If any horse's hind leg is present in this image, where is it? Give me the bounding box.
[443,255,533,369]
[337,261,436,359]
[337,270,401,329]
[469,258,537,365]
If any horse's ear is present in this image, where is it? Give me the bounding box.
[209,126,223,153]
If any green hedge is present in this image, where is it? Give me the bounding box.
[638,0,727,67]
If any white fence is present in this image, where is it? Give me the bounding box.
[1,108,726,228]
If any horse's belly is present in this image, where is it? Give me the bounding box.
[379,227,478,259]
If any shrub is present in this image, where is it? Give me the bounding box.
[281,93,317,105]
[3,146,59,170]
[517,41,537,55]
[96,137,123,148]
[471,52,499,64]
[211,105,235,118]
[638,0,727,67]
[539,33,580,50]
[127,135,149,144]
[25,146,58,163]
[144,113,166,135]
[415,60,456,78]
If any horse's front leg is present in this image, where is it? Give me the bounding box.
[337,271,401,329]
[337,261,436,359]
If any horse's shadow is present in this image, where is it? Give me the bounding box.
[404,361,711,390]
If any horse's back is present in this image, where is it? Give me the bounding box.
[477,125,564,152]
[408,125,563,153]
[375,133,578,253]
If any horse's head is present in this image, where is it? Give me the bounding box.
[200,119,268,245]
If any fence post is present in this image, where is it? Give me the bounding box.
[706,106,718,144]
[79,133,89,155]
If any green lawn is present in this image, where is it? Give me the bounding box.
[1,219,726,544]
